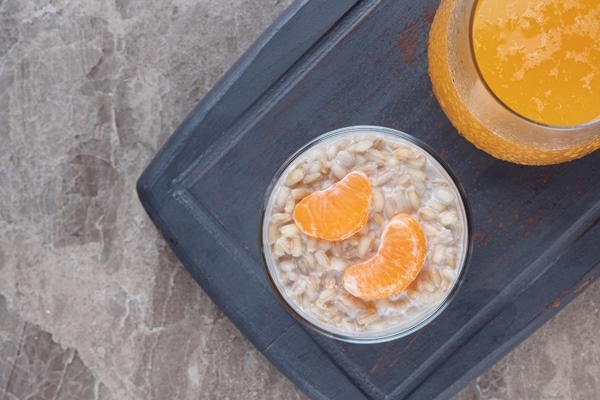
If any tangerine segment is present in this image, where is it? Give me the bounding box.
[293,171,372,241]
[342,214,427,300]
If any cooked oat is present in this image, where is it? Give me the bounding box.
[263,131,468,336]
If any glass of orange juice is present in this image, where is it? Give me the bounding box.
[428,0,600,165]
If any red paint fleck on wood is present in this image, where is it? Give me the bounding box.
[551,288,571,308]
[421,1,437,27]
[388,331,422,368]
[370,343,397,374]
[395,22,420,65]
[482,234,492,245]
[375,52,391,66]
[370,356,384,374]
[575,279,592,294]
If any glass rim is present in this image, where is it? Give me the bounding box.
[468,0,600,130]
[258,125,474,343]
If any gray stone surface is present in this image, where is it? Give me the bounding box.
[0,0,597,399]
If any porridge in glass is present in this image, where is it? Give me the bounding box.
[261,126,470,342]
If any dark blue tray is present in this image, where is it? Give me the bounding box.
[137,1,600,398]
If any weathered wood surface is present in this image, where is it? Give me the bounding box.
[137,0,600,398]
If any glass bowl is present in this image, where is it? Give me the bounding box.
[260,126,472,343]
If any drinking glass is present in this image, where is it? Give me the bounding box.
[428,0,600,165]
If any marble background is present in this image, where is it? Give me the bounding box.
[0,0,598,399]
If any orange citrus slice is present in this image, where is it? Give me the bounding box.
[293,171,372,241]
[342,213,427,300]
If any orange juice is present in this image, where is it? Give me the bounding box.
[472,0,600,126]
[428,0,600,165]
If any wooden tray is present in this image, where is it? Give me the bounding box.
[137,1,600,398]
